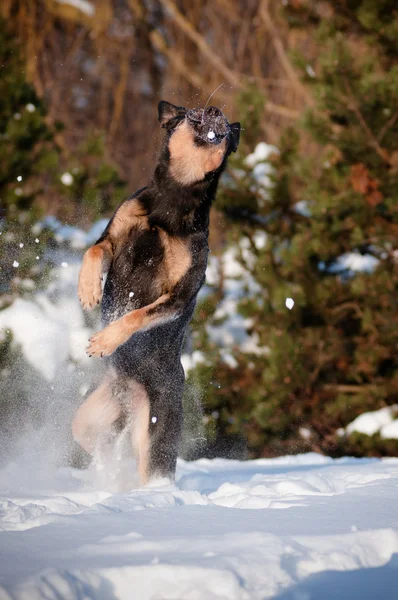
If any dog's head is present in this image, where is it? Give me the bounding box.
[158,100,240,186]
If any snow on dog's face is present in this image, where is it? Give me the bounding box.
[158,100,240,186]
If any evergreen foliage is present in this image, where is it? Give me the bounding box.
[0,22,55,300]
[0,19,126,305]
[188,0,398,458]
[0,20,126,445]
[1,4,397,460]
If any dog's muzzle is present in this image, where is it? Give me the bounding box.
[187,107,230,145]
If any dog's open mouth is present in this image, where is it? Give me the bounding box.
[187,106,230,145]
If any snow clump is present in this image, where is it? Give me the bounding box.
[61,172,74,186]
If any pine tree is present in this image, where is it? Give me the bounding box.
[0,20,56,301]
[188,0,398,458]
[0,19,126,304]
[0,20,126,454]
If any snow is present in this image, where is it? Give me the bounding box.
[250,163,274,194]
[205,246,266,356]
[252,230,267,249]
[245,142,279,168]
[42,216,109,249]
[1,454,398,599]
[381,420,398,440]
[55,0,95,17]
[299,427,312,440]
[293,200,311,217]
[220,349,238,369]
[61,172,74,186]
[345,406,398,438]
[0,298,69,380]
[0,263,95,380]
[306,65,316,78]
[323,252,380,275]
[181,350,207,374]
[336,252,379,273]
[285,297,294,310]
[243,142,279,201]
[1,215,396,597]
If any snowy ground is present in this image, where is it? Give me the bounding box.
[0,208,397,599]
[1,453,398,599]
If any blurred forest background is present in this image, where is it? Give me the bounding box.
[0,0,397,464]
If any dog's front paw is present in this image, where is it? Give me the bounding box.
[78,274,102,310]
[87,320,128,357]
[78,251,103,310]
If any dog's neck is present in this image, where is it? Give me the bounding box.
[143,152,224,236]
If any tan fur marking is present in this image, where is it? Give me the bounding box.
[130,380,151,485]
[158,230,192,289]
[87,293,171,357]
[78,239,112,310]
[72,374,121,455]
[110,198,149,238]
[169,121,227,186]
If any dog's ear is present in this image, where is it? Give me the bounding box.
[158,101,186,127]
[229,122,241,153]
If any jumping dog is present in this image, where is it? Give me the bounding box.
[73,101,240,484]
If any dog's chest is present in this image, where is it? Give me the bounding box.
[114,227,191,291]
[157,229,192,289]
[115,229,161,277]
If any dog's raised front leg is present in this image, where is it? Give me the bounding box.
[78,239,112,310]
[86,293,172,357]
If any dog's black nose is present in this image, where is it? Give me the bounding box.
[206,106,222,118]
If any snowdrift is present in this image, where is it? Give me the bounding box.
[1,453,398,599]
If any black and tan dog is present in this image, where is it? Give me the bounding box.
[72,101,240,484]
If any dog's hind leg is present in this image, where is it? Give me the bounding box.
[128,378,183,485]
[147,396,183,482]
[128,380,151,485]
[141,370,185,483]
[72,374,122,455]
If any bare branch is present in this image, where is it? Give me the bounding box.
[344,78,391,165]
[265,101,299,120]
[156,0,300,122]
[158,0,240,88]
[377,110,398,144]
[109,47,132,141]
[150,30,205,90]
[258,0,314,107]
[322,384,380,394]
